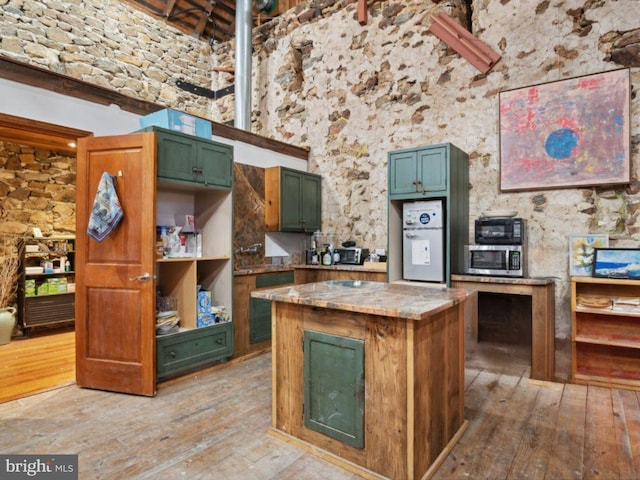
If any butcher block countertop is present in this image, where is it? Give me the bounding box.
[251,279,471,321]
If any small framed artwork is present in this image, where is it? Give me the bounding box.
[569,234,609,276]
[499,68,631,191]
[593,248,640,279]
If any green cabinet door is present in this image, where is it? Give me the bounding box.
[148,126,233,189]
[280,168,321,232]
[249,297,272,344]
[417,147,447,192]
[303,330,365,448]
[197,140,233,188]
[388,149,419,196]
[281,168,304,231]
[301,173,321,232]
[156,129,198,183]
[388,145,448,198]
[250,271,295,344]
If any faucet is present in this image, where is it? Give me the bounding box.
[235,243,262,254]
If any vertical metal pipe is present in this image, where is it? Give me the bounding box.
[235,0,252,131]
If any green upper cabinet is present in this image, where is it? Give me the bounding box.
[266,166,321,233]
[388,144,449,198]
[144,126,233,189]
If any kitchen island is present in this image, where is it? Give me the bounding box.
[252,280,472,480]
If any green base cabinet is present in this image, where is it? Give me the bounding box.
[303,330,365,449]
[141,126,233,189]
[156,322,234,382]
[250,271,295,344]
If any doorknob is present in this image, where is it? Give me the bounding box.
[129,272,151,281]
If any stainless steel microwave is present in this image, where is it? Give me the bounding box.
[464,244,525,277]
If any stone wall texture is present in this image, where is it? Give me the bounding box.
[0,0,212,116]
[1,0,639,378]
[0,141,75,237]
[209,0,640,378]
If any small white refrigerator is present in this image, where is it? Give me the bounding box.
[402,200,445,282]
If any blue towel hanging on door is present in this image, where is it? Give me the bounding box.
[87,172,124,242]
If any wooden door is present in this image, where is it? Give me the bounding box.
[75,133,157,396]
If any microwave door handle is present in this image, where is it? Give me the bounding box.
[503,249,510,270]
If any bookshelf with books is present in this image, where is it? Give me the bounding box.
[571,276,640,390]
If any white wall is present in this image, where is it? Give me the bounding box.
[0,78,308,171]
[0,79,141,136]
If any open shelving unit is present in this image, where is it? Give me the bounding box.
[17,236,76,335]
[571,276,640,390]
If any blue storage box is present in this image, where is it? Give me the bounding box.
[139,108,212,139]
[197,290,212,314]
[197,313,215,328]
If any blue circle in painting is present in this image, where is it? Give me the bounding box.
[545,128,579,159]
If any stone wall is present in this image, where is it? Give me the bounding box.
[0,0,212,116]
[0,141,75,237]
[210,0,640,379]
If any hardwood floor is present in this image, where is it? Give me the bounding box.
[0,330,75,404]
[1,345,640,479]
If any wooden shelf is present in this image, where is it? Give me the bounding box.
[18,236,75,335]
[572,277,640,390]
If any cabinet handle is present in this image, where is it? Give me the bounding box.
[215,338,223,344]
[169,351,176,358]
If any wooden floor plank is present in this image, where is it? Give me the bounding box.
[506,380,564,480]
[619,389,640,476]
[544,382,587,480]
[432,372,523,478]
[3,338,640,479]
[0,330,75,403]
[584,385,619,480]
[612,388,639,479]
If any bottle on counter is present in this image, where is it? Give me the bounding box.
[322,244,333,266]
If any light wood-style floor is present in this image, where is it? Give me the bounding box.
[1,336,640,479]
[0,330,75,403]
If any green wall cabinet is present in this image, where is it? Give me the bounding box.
[142,126,233,189]
[388,143,462,199]
[387,142,469,286]
[266,166,321,233]
[303,330,365,449]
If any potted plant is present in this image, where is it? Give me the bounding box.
[0,235,21,345]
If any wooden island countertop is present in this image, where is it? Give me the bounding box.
[252,280,472,480]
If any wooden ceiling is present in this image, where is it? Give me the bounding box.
[119,0,279,44]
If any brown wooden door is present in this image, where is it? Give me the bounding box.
[75,133,157,396]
